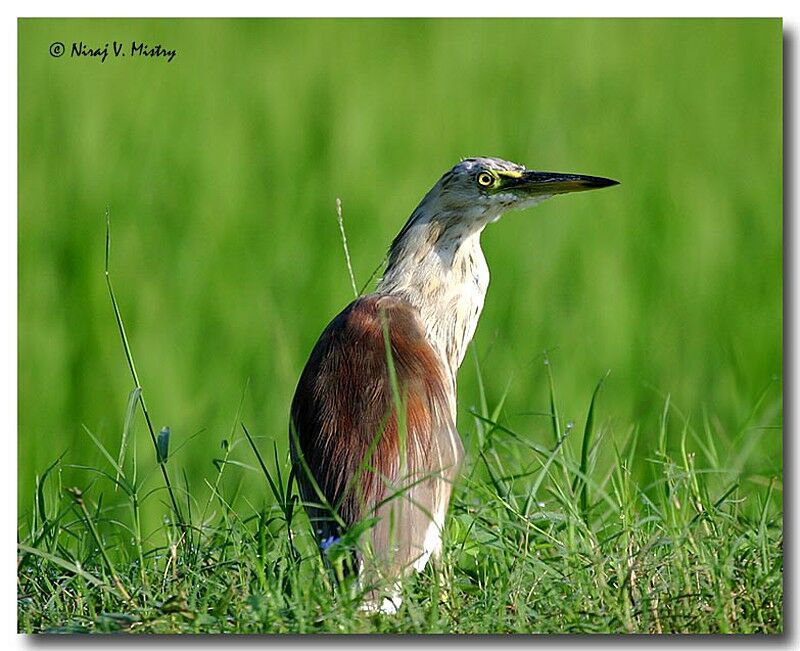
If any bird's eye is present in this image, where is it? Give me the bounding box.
[477,172,495,188]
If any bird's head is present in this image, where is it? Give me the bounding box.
[385,156,619,276]
[417,156,619,230]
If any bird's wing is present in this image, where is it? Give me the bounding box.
[290,293,463,577]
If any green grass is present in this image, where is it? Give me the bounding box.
[18,18,782,633]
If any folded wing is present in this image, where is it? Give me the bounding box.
[290,293,463,582]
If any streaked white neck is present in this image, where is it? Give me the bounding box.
[377,219,490,384]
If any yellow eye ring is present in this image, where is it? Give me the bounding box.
[477,172,495,187]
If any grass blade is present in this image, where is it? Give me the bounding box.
[335,198,358,298]
[105,210,184,529]
[115,386,141,491]
[572,371,609,517]
[543,353,561,445]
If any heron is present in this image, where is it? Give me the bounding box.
[290,156,618,612]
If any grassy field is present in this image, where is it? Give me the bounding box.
[18,18,782,633]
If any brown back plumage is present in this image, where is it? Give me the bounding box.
[290,293,462,593]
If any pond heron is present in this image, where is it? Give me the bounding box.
[290,156,618,612]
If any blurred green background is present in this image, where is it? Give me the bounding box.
[18,19,782,528]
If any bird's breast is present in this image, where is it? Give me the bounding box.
[377,228,491,383]
[421,244,489,380]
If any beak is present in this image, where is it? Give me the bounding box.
[511,170,619,196]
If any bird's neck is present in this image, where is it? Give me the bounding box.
[376,219,490,383]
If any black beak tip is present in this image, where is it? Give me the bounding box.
[590,176,620,189]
